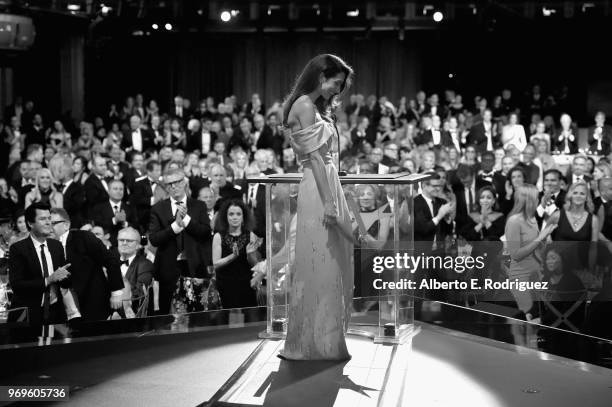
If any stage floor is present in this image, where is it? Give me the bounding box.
[2,323,611,407]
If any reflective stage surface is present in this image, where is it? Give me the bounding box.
[1,300,611,406]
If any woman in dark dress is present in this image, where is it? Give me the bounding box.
[540,244,586,329]
[459,185,505,242]
[499,166,526,215]
[352,184,391,299]
[551,181,598,271]
[212,199,262,309]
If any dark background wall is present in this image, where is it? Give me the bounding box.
[3,17,612,124]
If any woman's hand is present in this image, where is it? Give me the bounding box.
[323,201,338,228]
[538,223,557,241]
[246,237,262,254]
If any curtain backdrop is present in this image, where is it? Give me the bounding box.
[86,32,423,118]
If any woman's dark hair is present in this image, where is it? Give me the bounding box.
[214,199,255,235]
[12,208,25,232]
[508,165,526,185]
[586,156,596,174]
[73,156,88,172]
[283,54,354,125]
[541,243,567,279]
[476,185,499,212]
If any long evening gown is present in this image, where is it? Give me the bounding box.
[281,119,354,360]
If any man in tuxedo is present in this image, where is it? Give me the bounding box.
[8,203,72,336]
[252,114,274,151]
[367,147,389,175]
[171,95,190,120]
[476,151,497,186]
[123,152,146,194]
[245,166,266,238]
[90,180,138,244]
[467,109,500,154]
[588,111,612,155]
[83,156,110,216]
[116,227,154,316]
[109,144,131,185]
[453,165,490,230]
[210,164,244,211]
[130,160,162,232]
[187,118,215,154]
[381,142,400,168]
[50,208,123,322]
[197,186,217,227]
[442,116,464,153]
[408,173,454,249]
[417,115,448,147]
[518,144,540,186]
[566,155,591,186]
[26,114,46,147]
[122,115,153,153]
[536,169,566,227]
[423,93,447,119]
[149,168,212,314]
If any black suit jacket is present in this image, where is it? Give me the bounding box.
[63,180,87,228]
[121,129,154,152]
[416,129,449,146]
[587,125,612,155]
[413,195,452,245]
[149,198,212,282]
[467,122,501,154]
[535,190,566,228]
[123,167,144,194]
[553,131,579,154]
[90,200,138,243]
[83,174,110,217]
[130,177,155,230]
[121,253,154,299]
[26,126,46,147]
[186,131,216,153]
[255,126,275,150]
[64,230,123,321]
[8,237,68,327]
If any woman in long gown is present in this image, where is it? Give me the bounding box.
[280,54,355,360]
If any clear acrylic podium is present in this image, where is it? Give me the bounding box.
[248,172,431,344]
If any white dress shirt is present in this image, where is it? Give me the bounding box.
[248,184,259,208]
[463,182,476,215]
[432,129,441,145]
[201,131,211,154]
[484,122,494,152]
[31,236,58,305]
[170,195,191,234]
[131,128,143,152]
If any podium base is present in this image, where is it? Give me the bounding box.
[258,330,286,340]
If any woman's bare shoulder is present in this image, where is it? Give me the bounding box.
[288,95,315,129]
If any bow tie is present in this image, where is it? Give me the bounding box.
[120,260,130,267]
[55,183,65,191]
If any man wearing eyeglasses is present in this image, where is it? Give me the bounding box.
[50,208,124,322]
[149,168,211,314]
[116,227,153,317]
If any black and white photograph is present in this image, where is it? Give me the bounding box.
[1,1,612,406]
